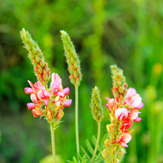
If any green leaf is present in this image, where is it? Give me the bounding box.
[86,139,94,154]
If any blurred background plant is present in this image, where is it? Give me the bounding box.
[0,0,163,163]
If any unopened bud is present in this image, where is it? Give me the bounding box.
[60,30,82,87]
[47,109,53,122]
[90,86,103,122]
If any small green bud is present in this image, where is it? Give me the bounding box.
[90,86,103,122]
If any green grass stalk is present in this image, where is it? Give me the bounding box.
[50,125,56,163]
[92,122,101,161]
[75,86,80,156]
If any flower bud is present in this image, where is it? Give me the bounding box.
[47,109,53,122]
[60,30,82,87]
[56,110,64,121]
[32,109,44,117]
[90,86,103,122]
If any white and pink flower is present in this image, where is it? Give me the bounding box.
[115,108,128,121]
[112,132,132,147]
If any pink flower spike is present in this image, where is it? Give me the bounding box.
[63,87,70,96]
[135,102,144,110]
[27,103,36,110]
[24,87,33,94]
[63,99,72,107]
[115,108,128,120]
[134,117,142,122]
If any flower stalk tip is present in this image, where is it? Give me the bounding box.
[90,86,103,122]
[60,30,82,87]
[20,28,50,86]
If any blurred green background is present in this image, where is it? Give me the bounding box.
[0,0,163,162]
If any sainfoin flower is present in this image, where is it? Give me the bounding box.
[24,73,72,125]
[112,132,132,147]
[106,87,143,147]
[101,65,144,162]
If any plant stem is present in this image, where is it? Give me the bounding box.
[75,86,80,155]
[92,122,101,161]
[50,125,56,163]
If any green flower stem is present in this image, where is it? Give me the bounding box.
[92,122,101,161]
[50,125,56,163]
[75,86,80,156]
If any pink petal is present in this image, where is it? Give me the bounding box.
[34,81,45,90]
[129,111,140,120]
[30,94,37,102]
[128,94,142,108]
[24,87,33,94]
[27,103,36,110]
[51,73,62,84]
[37,90,44,100]
[115,108,128,120]
[126,88,137,98]
[43,90,51,98]
[63,87,70,96]
[27,80,34,88]
[123,133,132,143]
[55,101,61,107]
[57,92,65,98]
[120,142,128,147]
[134,117,142,122]
[63,99,72,107]
[135,102,144,109]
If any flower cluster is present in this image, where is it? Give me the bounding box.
[25,73,72,126]
[102,65,144,162]
[106,88,143,147]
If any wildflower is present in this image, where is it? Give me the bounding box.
[124,88,142,108]
[105,98,117,112]
[102,65,144,162]
[112,133,132,147]
[115,108,128,121]
[24,73,72,124]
